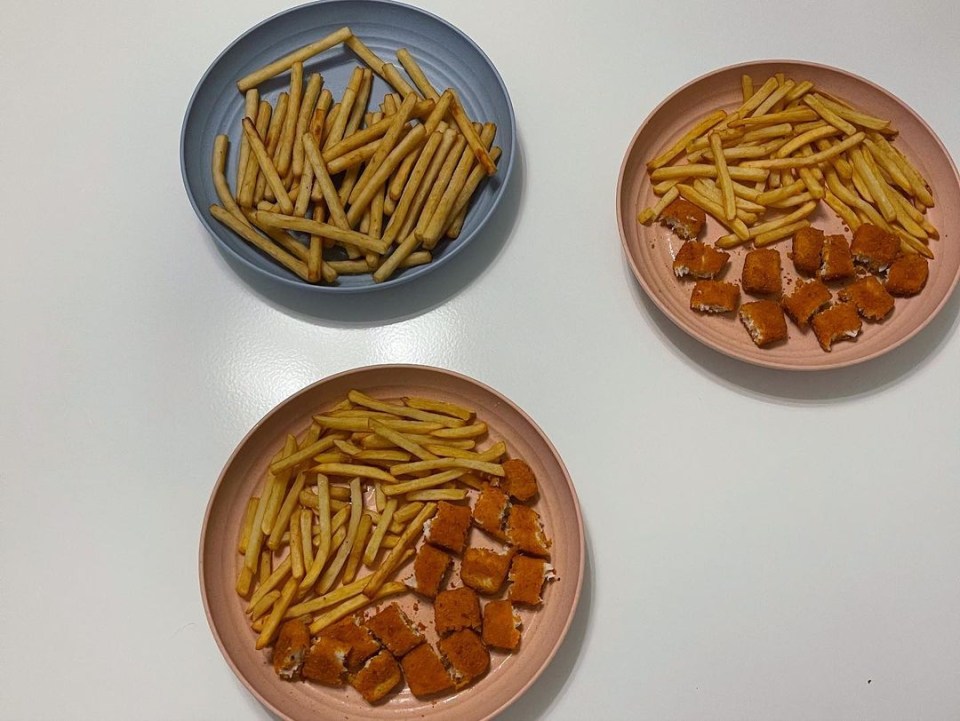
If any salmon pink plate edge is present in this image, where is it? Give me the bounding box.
[617,59,960,371]
[199,364,584,721]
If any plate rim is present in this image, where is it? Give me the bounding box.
[198,363,585,721]
[616,58,960,371]
[179,0,517,294]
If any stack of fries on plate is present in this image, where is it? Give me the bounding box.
[638,73,937,257]
[237,390,509,649]
[211,28,500,284]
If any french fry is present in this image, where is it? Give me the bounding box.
[676,184,750,241]
[363,503,436,598]
[289,508,305,580]
[740,74,754,102]
[291,73,323,179]
[397,48,439,100]
[381,469,466,497]
[350,93,418,204]
[363,497,397,567]
[381,129,445,244]
[850,147,896,221]
[300,506,314,570]
[708,132,736,221]
[275,61,304,177]
[803,94,858,136]
[211,205,311,281]
[237,89,259,192]
[449,91,496,175]
[238,496,259,555]
[249,589,281,621]
[250,211,389,255]
[637,186,680,225]
[406,489,469,501]
[648,110,727,171]
[239,101,272,207]
[446,143,502,237]
[323,67,364,151]
[246,555,292,612]
[346,124,427,227]
[743,132,865,169]
[318,477,363,593]
[255,577,299,649]
[268,471,308,551]
[751,79,795,117]
[237,27,352,91]
[310,581,407,635]
[308,463,397,483]
[302,133,351,230]
[299,475,331,593]
[342,513,373,584]
[754,219,811,247]
[242,118,294,214]
[261,435,297,534]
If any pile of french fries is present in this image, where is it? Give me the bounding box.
[211,27,501,285]
[638,73,938,257]
[236,390,507,650]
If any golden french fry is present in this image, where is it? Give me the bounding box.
[743,132,865,169]
[850,147,897,221]
[647,109,727,170]
[255,577,298,649]
[299,475,331,593]
[406,489,469,501]
[342,512,373,584]
[310,581,407,635]
[246,556,292,612]
[249,589,281,621]
[381,469,466,497]
[803,94,858,136]
[363,497,397,567]
[754,219,812,247]
[363,503,436,598]
[238,496,259,555]
[751,79,795,117]
[708,132,736,221]
[741,74,754,102]
[676,184,750,240]
[317,477,363,593]
[775,124,841,158]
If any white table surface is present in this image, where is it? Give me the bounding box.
[2,1,959,719]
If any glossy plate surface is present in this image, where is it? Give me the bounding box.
[618,60,960,370]
[182,0,515,292]
[200,365,583,720]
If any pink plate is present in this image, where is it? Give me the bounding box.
[617,60,960,370]
[200,364,584,721]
